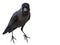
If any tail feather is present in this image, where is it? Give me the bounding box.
[3,25,17,34]
[3,30,7,34]
[3,26,11,34]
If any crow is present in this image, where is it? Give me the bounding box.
[3,3,31,43]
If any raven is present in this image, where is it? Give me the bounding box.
[3,3,31,43]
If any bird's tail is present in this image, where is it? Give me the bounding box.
[3,25,17,34]
[3,30,7,34]
[3,26,11,34]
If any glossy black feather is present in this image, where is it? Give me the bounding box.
[3,3,30,34]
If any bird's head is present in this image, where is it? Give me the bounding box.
[22,3,30,16]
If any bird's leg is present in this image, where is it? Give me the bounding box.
[21,26,30,42]
[11,32,16,43]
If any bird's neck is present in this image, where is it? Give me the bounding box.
[22,12,29,16]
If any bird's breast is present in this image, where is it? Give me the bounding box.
[18,14,29,25]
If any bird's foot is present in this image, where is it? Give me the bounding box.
[11,35,16,43]
[23,34,30,43]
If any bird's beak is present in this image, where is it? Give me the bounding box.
[24,8,28,11]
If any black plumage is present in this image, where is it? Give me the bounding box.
[3,3,31,43]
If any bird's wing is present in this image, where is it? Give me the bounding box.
[3,11,19,34]
[27,12,30,22]
[8,9,22,26]
[8,12,18,26]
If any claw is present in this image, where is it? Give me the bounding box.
[23,34,30,43]
[11,35,16,43]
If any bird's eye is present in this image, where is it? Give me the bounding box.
[23,8,27,11]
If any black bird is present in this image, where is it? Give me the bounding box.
[3,3,31,43]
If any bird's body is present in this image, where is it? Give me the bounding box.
[3,8,30,34]
[3,3,30,43]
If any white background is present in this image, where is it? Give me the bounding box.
[0,0,60,45]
